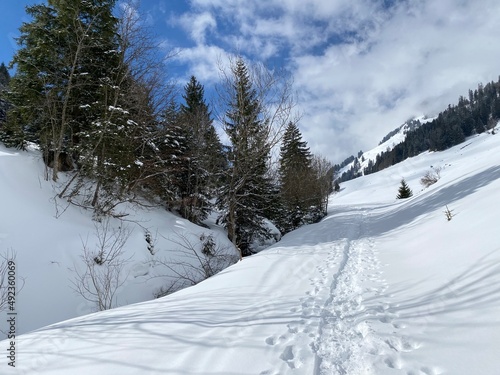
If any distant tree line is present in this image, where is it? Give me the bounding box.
[364,79,500,175]
[332,151,363,183]
[0,0,333,256]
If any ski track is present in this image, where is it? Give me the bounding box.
[264,211,432,375]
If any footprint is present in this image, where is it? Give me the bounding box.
[384,355,403,369]
[280,345,295,368]
[287,321,304,333]
[385,337,419,352]
[265,334,286,346]
[280,345,304,369]
[378,315,393,324]
[265,336,275,345]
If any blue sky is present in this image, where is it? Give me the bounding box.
[2,0,500,162]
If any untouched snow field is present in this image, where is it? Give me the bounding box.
[2,126,500,374]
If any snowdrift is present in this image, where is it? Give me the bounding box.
[2,126,500,374]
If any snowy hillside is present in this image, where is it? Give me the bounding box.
[0,143,238,336]
[338,116,434,177]
[3,124,500,374]
[359,116,434,170]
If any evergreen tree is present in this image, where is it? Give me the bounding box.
[177,76,225,223]
[0,63,10,89]
[218,59,274,257]
[334,180,340,192]
[4,0,161,215]
[6,0,127,183]
[278,122,315,232]
[396,178,413,199]
[157,100,188,205]
[0,63,10,125]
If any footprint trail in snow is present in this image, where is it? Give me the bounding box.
[263,211,427,375]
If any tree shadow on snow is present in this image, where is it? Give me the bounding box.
[360,249,500,327]
[19,292,304,374]
[364,165,500,238]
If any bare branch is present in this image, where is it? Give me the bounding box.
[70,219,132,311]
[151,231,238,298]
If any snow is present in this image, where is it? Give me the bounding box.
[339,115,436,175]
[0,144,237,335]
[2,124,500,374]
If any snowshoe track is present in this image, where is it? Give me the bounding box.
[264,211,428,374]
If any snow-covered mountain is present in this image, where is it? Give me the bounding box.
[337,115,434,179]
[2,122,500,374]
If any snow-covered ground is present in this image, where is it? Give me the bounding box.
[0,143,237,336]
[2,124,500,374]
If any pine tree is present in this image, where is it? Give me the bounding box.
[0,63,10,89]
[0,63,10,126]
[177,76,225,223]
[396,178,413,199]
[7,0,127,183]
[137,98,187,209]
[218,59,274,257]
[5,0,160,215]
[278,122,315,232]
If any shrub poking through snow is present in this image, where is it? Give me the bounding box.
[71,219,131,311]
[420,166,442,188]
[145,230,156,255]
[153,231,238,298]
[200,233,216,257]
[444,205,454,221]
[396,178,413,199]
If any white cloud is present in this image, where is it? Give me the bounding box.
[176,11,217,45]
[173,44,230,84]
[289,0,500,160]
[167,0,500,162]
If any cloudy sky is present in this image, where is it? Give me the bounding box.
[2,0,500,162]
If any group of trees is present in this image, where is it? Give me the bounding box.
[215,60,333,256]
[334,79,500,184]
[0,0,334,257]
[364,79,500,175]
[277,122,333,233]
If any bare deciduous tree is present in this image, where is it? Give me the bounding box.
[420,166,442,188]
[152,231,238,298]
[311,155,334,216]
[71,219,131,311]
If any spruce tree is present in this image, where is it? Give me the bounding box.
[177,76,224,223]
[218,59,274,256]
[5,0,158,214]
[396,178,413,199]
[7,0,127,183]
[0,63,10,89]
[0,63,10,126]
[278,122,315,232]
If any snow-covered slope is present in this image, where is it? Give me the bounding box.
[0,143,237,336]
[338,115,434,177]
[359,115,434,170]
[3,124,500,374]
